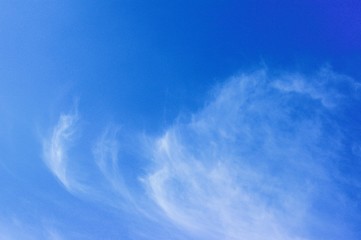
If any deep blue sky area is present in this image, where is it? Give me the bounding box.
[1,1,361,240]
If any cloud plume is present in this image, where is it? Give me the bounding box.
[143,68,361,239]
[42,67,361,239]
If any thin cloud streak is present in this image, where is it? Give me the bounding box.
[42,112,83,192]
[0,217,65,240]
[273,66,361,108]
[92,126,135,207]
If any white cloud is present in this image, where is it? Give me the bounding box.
[273,66,360,108]
[92,125,135,207]
[44,228,65,240]
[43,114,135,210]
[143,69,360,239]
[42,68,361,240]
[42,110,87,194]
[0,217,65,240]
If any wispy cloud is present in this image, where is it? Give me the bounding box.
[42,68,361,239]
[273,66,361,108]
[42,109,87,194]
[43,112,135,210]
[0,217,65,240]
[143,68,361,239]
[44,228,65,240]
[92,125,135,208]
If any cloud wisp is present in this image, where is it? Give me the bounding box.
[92,125,136,208]
[0,217,65,240]
[42,111,85,193]
[42,113,135,211]
[42,68,361,239]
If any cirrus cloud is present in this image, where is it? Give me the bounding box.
[42,67,361,240]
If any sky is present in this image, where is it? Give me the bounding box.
[1,0,361,239]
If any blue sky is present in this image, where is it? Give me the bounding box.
[1,1,361,239]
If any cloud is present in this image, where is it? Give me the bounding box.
[42,108,88,194]
[143,68,361,239]
[273,66,361,108]
[0,217,65,240]
[44,228,65,240]
[43,112,134,210]
[42,68,361,239]
[92,125,136,208]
